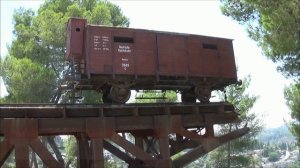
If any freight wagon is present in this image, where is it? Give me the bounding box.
[66,18,238,103]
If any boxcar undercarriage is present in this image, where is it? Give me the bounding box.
[67,71,237,104]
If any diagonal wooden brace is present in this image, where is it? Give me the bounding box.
[30,139,63,168]
[1,119,63,168]
[0,138,14,166]
[173,127,250,167]
[110,132,157,167]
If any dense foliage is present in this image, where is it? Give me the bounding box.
[221,0,300,78]
[220,0,300,150]
[284,84,300,147]
[206,77,263,168]
[134,90,177,103]
[1,0,129,103]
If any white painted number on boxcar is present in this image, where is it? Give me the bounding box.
[122,63,130,70]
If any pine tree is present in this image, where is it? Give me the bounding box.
[220,0,300,150]
[205,76,263,168]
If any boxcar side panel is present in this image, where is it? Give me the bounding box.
[157,34,173,75]
[187,35,204,75]
[218,39,237,78]
[173,35,188,75]
[87,26,113,74]
[201,37,220,77]
[112,28,135,75]
[157,34,188,76]
[134,30,156,75]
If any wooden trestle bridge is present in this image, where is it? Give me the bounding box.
[0,102,249,168]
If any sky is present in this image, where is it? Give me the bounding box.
[0,0,293,128]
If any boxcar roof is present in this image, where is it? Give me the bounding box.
[86,24,233,41]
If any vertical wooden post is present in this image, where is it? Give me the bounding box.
[205,124,214,138]
[86,118,110,168]
[154,116,172,168]
[15,140,29,168]
[90,139,104,168]
[4,119,38,168]
[76,133,91,168]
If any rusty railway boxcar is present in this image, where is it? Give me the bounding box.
[66,18,238,103]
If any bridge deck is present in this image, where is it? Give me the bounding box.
[0,102,248,168]
[0,102,235,117]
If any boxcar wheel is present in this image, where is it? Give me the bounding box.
[110,86,131,104]
[195,87,211,103]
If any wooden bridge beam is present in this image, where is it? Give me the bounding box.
[0,103,248,168]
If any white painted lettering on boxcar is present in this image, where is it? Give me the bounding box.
[102,36,109,41]
[93,35,102,51]
[118,45,131,53]
[122,63,130,70]
[93,46,101,50]
[93,35,110,51]
[101,36,110,51]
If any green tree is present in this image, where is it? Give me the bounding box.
[220,0,300,78]
[268,151,280,162]
[64,136,77,168]
[286,160,300,168]
[262,145,271,158]
[220,0,300,150]
[134,90,177,103]
[1,0,129,104]
[1,57,55,103]
[205,77,263,168]
[284,84,300,148]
